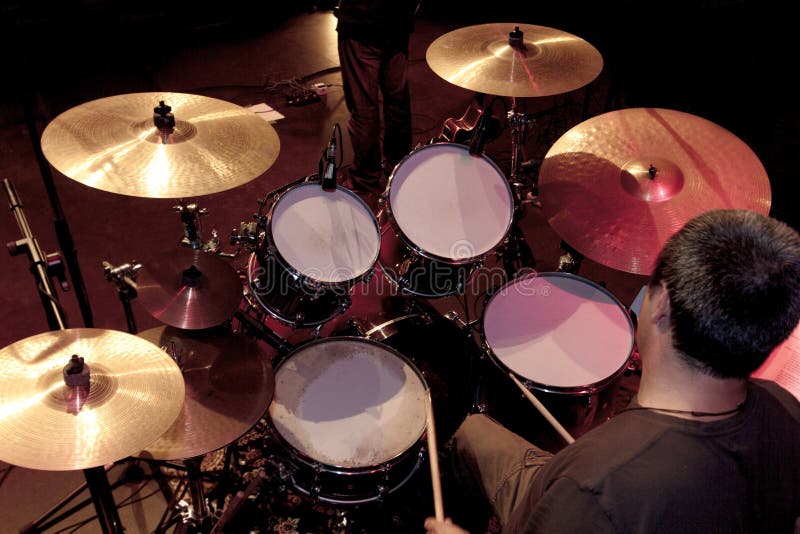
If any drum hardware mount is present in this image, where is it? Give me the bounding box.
[232,309,293,355]
[556,241,584,274]
[103,260,143,334]
[175,200,232,256]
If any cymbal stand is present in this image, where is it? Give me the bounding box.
[495,98,538,279]
[156,457,215,534]
[4,178,124,534]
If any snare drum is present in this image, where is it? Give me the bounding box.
[379,143,514,298]
[480,272,635,448]
[248,183,381,327]
[267,337,429,504]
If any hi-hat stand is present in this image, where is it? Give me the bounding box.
[4,178,123,534]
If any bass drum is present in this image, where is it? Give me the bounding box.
[348,300,482,446]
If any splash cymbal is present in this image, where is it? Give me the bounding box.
[40,92,280,198]
[0,328,184,471]
[136,325,274,460]
[426,23,603,98]
[538,108,771,274]
[137,248,243,330]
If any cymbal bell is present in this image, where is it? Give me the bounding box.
[136,325,274,460]
[137,248,243,330]
[426,23,603,98]
[538,108,771,274]
[40,92,280,198]
[0,328,184,471]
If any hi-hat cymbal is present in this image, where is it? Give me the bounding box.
[137,248,243,330]
[538,108,771,274]
[0,328,184,471]
[136,325,274,460]
[426,23,603,98]
[40,92,280,198]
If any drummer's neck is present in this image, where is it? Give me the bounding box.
[637,351,748,420]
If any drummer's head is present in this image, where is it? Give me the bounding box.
[647,209,800,378]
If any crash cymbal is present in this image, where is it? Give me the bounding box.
[40,92,280,198]
[426,23,603,98]
[135,325,274,460]
[137,248,243,330]
[0,328,184,471]
[538,108,771,274]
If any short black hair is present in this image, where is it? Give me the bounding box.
[650,209,800,378]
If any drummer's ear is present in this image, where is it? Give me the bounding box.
[649,281,671,330]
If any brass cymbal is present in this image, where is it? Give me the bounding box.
[426,23,603,98]
[0,328,184,471]
[137,248,243,330]
[538,108,771,274]
[136,325,274,460]
[40,92,280,198]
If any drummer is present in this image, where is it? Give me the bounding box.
[425,209,800,533]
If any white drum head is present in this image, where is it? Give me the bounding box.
[271,184,380,283]
[483,273,634,389]
[269,338,428,468]
[388,143,513,260]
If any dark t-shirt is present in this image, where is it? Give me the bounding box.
[506,380,800,533]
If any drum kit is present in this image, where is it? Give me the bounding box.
[0,19,773,534]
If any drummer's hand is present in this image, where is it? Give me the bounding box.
[424,517,470,534]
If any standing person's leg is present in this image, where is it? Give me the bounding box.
[379,40,412,176]
[338,35,383,191]
[448,413,552,528]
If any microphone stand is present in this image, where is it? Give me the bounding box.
[4,178,123,534]
[22,91,95,327]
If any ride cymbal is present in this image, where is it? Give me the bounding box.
[538,108,771,274]
[137,248,243,330]
[426,23,603,98]
[136,325,274,460]
[40,92,280,198]
[0,328,184,471]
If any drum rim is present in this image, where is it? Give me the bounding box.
[269,336,430,470]
[264,181,381,285]
[380,142,515,264]
[480,271,635,395]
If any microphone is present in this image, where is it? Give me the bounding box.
[321,125,338,191]
[468,110,491,156]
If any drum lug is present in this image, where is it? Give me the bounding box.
[338,295,352,312]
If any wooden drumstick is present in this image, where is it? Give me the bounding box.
[509,372,576,445]
[425,391,445,521]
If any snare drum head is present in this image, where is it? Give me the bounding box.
[271,184,380,283]
[269,338,428,468]
[388,143,513,260]
[483,273,634,390]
